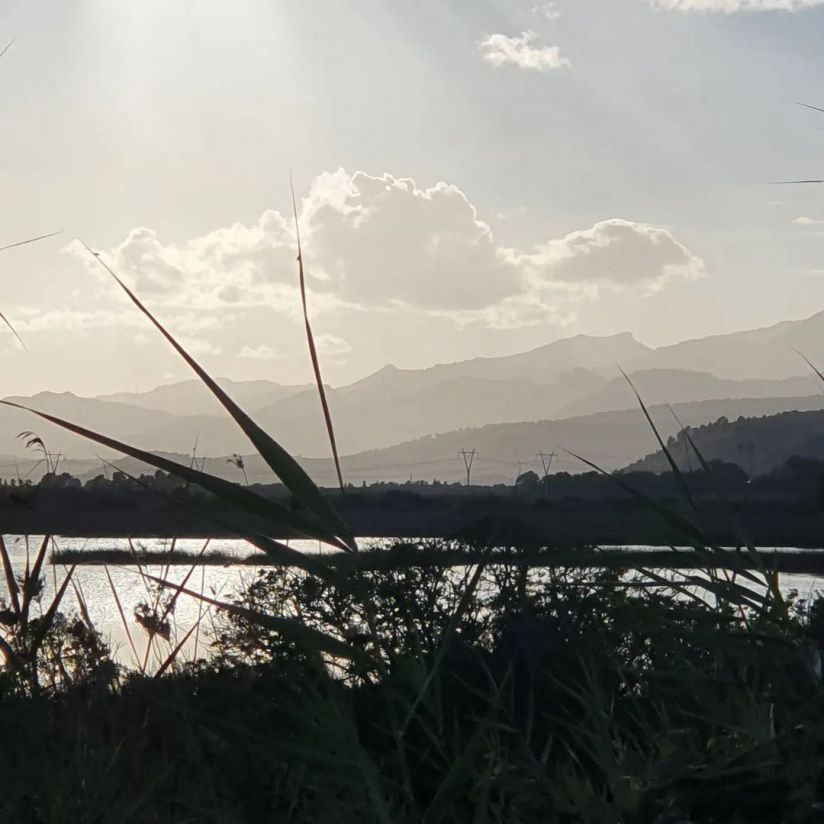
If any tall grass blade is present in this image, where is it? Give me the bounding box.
[20,535,49,625]
[0,230,61,254]
[796,348,824,385]
[154,621,199,678]
[619,366,701,521]
[99,460,345,580]
[423,676,508,823]
[402,555,489,734]
[145,574,372,666]
[793,100,824,115]
[80,243,356,550]
[193,564,206,660]
[156,541,209,629]
[772,179,824,185]
[71,579,94,631]
[353,732,394,824]
[564,447,763,587]
[29,565,75,656]
[291,179,345,493]
[0,311,27,352]
[104,566,140,668]
[670,408,783,613]
[0,535,20,616]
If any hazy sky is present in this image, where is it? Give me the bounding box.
[2,0,824,396]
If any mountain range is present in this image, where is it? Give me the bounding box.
[8,394,821,489]
[3,308,824,479]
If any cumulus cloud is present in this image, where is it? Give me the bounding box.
[67,211,300,313]
[70,170,704,332]
[510,219,705,294]
[301,170,521,310]
[794,216,824,226]
[478,31,570,71]
[648,0,824,11]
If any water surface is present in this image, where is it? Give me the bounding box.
[3,536,821,669]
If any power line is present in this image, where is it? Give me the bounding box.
[475,457,522,467]
[537,451,556,477]
[458,449,476,487]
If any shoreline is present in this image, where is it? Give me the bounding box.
[49,545,824,574]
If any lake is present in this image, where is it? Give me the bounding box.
[2,535,822,670]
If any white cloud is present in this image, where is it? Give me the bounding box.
[510,219,706,294]
[70,170,703,332]
[315,334,351,358]
[794,216,824,226]
[301,170,521,310]
[648,0,824,11]
[478,31,570,72]
[66,214,300,314]
[239,344,279,361]
[180,337,221,356]
[533,3,561,19]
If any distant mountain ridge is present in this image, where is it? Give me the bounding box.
[557,370,823,419]
[4,309,824,463]
[99,378,310,417]
[626,309,824,380]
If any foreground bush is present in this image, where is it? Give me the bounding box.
[1,557,824,822]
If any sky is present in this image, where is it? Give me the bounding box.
[2,0,824,396]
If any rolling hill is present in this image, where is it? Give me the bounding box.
[625,408,824,477]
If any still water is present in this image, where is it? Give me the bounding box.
[2,535,822,669]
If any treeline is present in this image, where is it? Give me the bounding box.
[2,454,824,513]
[629,408,824,477]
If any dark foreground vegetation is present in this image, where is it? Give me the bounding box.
[3,554,824,823]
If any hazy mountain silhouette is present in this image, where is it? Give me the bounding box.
[398,332,651,384]
[123,372,600,457]
[4,314,824,464]
[99,378,309,417]
[0,392,180,459]
[629,309,824,380]
[557,370,822,419]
